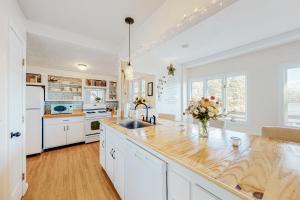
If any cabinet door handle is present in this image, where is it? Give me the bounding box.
[101,141,105,148]
[112,150,116,159]
[67,125,69,131]
[63,126,65,131]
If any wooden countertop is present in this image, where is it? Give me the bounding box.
[100,118,300,200]
[43,112,85,118]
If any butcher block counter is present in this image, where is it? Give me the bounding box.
[43,112,85,118]
[100,118,300,200]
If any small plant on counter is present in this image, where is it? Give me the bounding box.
[184,96,220,138]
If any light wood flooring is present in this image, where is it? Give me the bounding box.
[22,142,120,200]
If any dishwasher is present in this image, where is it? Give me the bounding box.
[125,140,167,200]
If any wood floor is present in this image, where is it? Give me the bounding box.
[22,142,120,200]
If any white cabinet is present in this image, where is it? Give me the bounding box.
[125,141,167,200]
[168,170,190,200]
[104,126,125,199]
[66,121,84,144]
[99,125,106,169]
[44,123,66,148]
[192,184,221,200]
[44,117,84,149]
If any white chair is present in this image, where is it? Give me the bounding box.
[209,119,225,129]
[158,113,176,121]
[261,126,300,143]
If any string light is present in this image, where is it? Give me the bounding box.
[132,0,233,58]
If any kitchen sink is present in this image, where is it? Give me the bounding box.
[116,120,153,129]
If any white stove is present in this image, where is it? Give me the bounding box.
[83,104,111,143]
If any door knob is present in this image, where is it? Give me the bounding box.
[10,132,21,138]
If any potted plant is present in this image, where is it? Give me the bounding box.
[95,97,102,103]
[184,96,220,138]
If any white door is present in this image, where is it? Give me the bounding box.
[8,27,25,200]
[66,121,84,144]
[44,123,66,149]
[113,137,125,199]
[105,128,115,181]
[168,170,191,200]
[125,142,167,200]
[99,127,106,169]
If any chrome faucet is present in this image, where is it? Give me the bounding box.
[135,103,156,124]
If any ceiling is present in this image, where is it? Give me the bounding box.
[133,0,300,72]
[18,0,166,47]
[27,33,118,76]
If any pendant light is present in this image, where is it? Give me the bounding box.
[124,17,134,80]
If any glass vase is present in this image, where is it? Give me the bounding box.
[198,120,209,138]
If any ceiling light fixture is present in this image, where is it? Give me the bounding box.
[77,64,87,71]
[124,17,135,80]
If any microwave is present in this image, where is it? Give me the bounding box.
[50,104,73,114]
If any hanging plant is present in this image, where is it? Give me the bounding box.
[157,64,176,99]
[167,64,176,77]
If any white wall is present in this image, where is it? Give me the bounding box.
[0,0,26,199]
[186,40,300,135]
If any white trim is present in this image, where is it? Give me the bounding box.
[8,22,28,197]
[183,28,300,68]
[282,64,300,127]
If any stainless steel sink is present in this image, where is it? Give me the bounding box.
[116,120,153,129]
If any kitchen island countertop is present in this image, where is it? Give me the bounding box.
[100,117,300,200]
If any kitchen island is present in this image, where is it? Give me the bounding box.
[100,118,300,200]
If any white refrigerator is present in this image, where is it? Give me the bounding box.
[26,86,44,155]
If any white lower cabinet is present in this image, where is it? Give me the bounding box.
[192,184,221,200]
[124,141,167,200]
[101,125,240,200]
[44,117,84,149]
[104,126,125,199]
[99,125,106,169]
[168,170,190,200]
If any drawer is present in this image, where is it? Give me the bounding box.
[44,116,84,125]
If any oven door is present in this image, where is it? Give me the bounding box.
[85,118,101,143]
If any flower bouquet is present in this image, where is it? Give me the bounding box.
[133,96,147,106]
[184,96,220,137]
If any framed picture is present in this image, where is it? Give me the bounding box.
[147,82,153,96]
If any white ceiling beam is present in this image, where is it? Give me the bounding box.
[26,20,118,55]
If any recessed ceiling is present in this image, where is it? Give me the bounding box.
[27,33,118,76]
[18,0,166,47]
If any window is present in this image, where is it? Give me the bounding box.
[191,81,204,99]
[226,76,246,121]
[84,88,106,104]
[207,79,223,103]
[285,67,300,127]
[130,79,146,101]
[189,75,247,122]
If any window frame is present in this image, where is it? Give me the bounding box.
[188,73,248,123]
[283,65,300,127]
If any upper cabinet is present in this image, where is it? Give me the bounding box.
[85,79,107,88]
[26,73,43,86]
[108,81,117,101]
[46,75,83,101]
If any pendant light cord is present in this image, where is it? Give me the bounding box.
[128,23,131,66]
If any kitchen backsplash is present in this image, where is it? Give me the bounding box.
[44,101,83,114]
[45,101,119,114]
